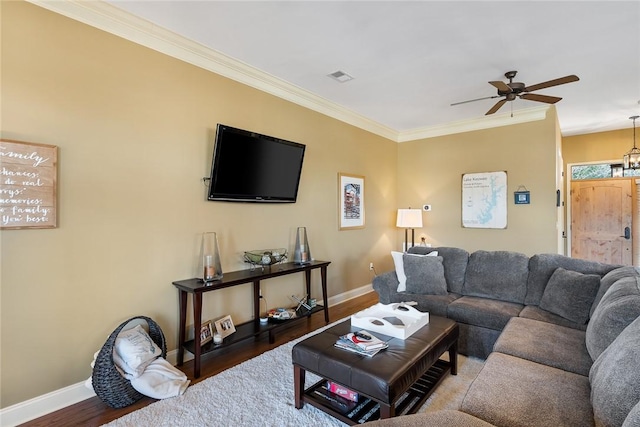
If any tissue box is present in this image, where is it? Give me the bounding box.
[350,303,429,340]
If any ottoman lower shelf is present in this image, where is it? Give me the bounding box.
[303,359,452,425]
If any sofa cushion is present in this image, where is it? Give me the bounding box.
[623,400,640,427]
[447,296,523,331]
[590,315,640,427]
[461,352,593,427]
[538,268,600,324]
[526,253,619,306]
[518,306,588,331]
[404,255,448,295]
[391,251,439,292]
[392,293,460,318]
[462,250,529,304]
[457,323,502,360]
[591,266,640,318]
[409,247,469,294]
[586,276,640,361]
[494,317,591,376]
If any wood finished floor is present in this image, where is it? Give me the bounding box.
[20,291,379,427]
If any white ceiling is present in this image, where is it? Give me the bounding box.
[37,1,640,140]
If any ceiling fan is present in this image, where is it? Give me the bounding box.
[451,70,579,115]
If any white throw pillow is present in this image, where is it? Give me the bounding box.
[113,324,162,378]
[392,250,438,292]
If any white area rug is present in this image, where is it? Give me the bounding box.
[103,320,483,426]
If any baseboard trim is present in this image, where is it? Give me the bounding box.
[0,284,373,426]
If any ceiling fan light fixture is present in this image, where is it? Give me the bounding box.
[623,115,640,169]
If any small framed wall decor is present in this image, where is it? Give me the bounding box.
[200,320,214,346]
[214,315,236,339]
[338,173,365,230]
[514,186,530,205]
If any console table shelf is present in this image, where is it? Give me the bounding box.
[183,305,325,356]
[173,260,330,378]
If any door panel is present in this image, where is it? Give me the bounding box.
[571,179,633,265]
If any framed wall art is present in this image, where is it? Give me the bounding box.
[0,139,58,229]
[461,171,507,229]
[338,173,365,230]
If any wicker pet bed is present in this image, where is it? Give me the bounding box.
[92,315,167,408]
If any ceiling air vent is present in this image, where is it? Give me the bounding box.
[328,70,354,83]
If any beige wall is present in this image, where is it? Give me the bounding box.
[563,128,632,166]
[0,2,398,406]
[397,111,560,255]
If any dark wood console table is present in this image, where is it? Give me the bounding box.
[173,260,330,378]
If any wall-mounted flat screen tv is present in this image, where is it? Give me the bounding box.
[207,124,306,203]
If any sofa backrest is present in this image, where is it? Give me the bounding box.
[590,314,640,427]
[590,266,640,318]
[586,275,640,361]
[525,254,619,306]
[461,250,529,304]
[408,246,469,294]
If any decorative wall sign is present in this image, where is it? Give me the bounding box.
[514,185,531,205]
[0,139,58,229]
[338,173,365,230]
[462,171,507,229]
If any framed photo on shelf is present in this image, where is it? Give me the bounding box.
[200,320,214,346]
[214,315,236,339]
[338,173,365,230]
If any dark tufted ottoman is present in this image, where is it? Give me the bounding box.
[293,315,458,425]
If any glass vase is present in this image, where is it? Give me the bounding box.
[293,227,311,265]
[200,232,223,282]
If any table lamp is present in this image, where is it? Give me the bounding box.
[396,209,423,251]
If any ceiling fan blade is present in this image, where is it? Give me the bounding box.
[520,93,562,104]
[486,99,507,115]
[451,95,500,106]
[523,75,579,92]
[489,81,512,93]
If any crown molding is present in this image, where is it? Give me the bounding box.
[397,106,550,142]
[27,0,399,140]
[27,1,549,143]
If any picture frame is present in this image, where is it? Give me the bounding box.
[214,315,236,339]
[0,139,58,229]
[338,173,365,230]
[461,171,507,229]
[199,320,214,346]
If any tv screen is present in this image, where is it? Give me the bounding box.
[207,124,306,203]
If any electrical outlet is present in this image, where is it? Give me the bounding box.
[423,204,432,211]
[369,262,374,271]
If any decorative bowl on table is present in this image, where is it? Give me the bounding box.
[244,249,288,268]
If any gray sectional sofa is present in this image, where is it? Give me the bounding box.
[366,247,640,427]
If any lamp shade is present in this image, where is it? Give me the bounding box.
[396,209,423,228]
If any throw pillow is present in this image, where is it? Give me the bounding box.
[403,254,448,295]
[113,324,162,377]
[392,250,438,292]
[590,315,640,427]
[539,268,600,324]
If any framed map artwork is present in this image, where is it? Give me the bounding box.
[462,171,507,229]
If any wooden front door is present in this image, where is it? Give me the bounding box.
[571,179,633,265]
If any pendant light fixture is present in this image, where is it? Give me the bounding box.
[623,115,640,169]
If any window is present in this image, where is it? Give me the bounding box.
[571,163,640,180]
